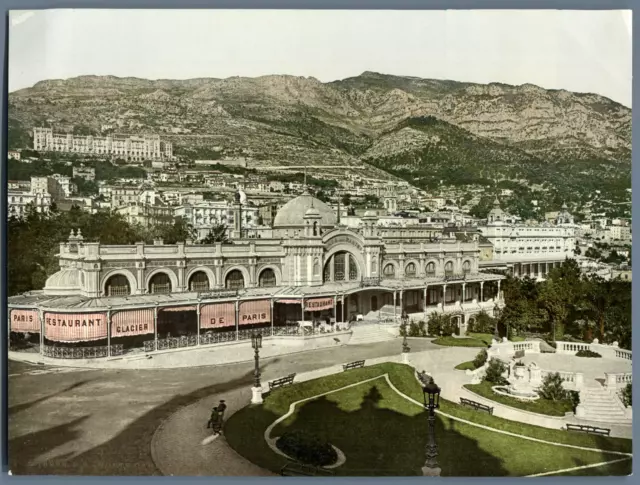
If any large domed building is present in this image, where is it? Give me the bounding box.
[273,193,337,233]
[9,192,506,364]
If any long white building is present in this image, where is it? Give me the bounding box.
[33,127,173,161]
[478,199,576,279]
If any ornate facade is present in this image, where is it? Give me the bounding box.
[9,193,505,360]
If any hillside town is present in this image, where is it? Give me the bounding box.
[8,128,632,283]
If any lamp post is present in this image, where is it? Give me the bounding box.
[250,332,263,404]
[422,377,441,477]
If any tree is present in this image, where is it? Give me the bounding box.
[202,223,229,244]
[538,373,567,401]
[341,193,352,206]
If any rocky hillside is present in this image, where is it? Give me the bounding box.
[8,72,631,198]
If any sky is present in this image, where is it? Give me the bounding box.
[8,9,633,107]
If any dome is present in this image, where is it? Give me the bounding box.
[44,269,82,295]
[274,194,337,228]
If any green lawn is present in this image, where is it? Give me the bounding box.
[433,336,487,347]
[224,363,631,477]
[465,381,573,417]
[455,361,477,371]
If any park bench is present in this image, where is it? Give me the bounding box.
[565,424,611,436]
[268,373,296,391]
[280,462,335,476]
[460,397,494,415]
[342,360,365,371]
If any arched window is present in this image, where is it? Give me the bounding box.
[225,270,245,290]
[149,272,171,294]
[105,274,130,296]
[462,260,471,274]
[445,261,454,276]
[313,259,320,276]
[405,262,416,277]
[323,251,360,283]
[258,268,276,287]
[426,262,436,277]
[334,253,346,281]
[189,271,210,292]
[349,254,358,280]
[371,256,378,274]
[383,264,396,278]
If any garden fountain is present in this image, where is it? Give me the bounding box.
[492,361,540,401]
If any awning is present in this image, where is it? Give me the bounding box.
[44,312,108,342]
[276,299,302,304]
[239,300,270,325]
[10,309,40,333]
[304,297,334,311]
[160,305,198,312]
[111,309,154,337]
[200,303,236,329]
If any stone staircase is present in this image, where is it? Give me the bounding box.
[578,387,630,424]
[361,305,401,323]
[348,323,398,345]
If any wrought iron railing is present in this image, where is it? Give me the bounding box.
[42,344,124,359]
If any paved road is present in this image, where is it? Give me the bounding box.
[7,339,438,475]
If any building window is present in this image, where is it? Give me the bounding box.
[259,268,277,287]
[462,260,471,274]
[349,254,358,280]
[323,264,331,282]
[445,261,454,277]
[405,262,416,277]
[149,272,172,294]
[383,264,396,278]
[225,270,245,290]
[426,262,436,277]
[105,274,131,296]
[189,271,210,292]
[334,253,346,281]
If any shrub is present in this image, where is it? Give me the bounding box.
[276,430,338,467]
[408,321,427,337]
[575,349,601,358]
[539,373,567,401]
[484,358,508,385]
[472,349,488,369]
[621,383,632,408]
[568,390,580,413]
[468,311,496,334]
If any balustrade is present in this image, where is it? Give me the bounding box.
[42,344,123,359]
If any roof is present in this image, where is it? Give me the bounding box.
[273,193,337,228]
[8,273,505,311]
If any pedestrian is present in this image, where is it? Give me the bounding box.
[207,405,219,429]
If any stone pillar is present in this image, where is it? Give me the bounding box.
[442,284,447,306]
[497,280,501,300]
[39,308,45,356]
[462,283,466,302]
[575,372,584,389]
[393,291,397,320]
[270,298,275,336]
[605,373,618,389]
[301,297,305,322]
[107,308,112,357]
[196,301,201,345]
[399,290,403,313]
[423,286,428,319]
[480,282,484,302]
[235,299,240,341]
[153,305,158,350]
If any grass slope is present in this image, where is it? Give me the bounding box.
[224,363,631,477]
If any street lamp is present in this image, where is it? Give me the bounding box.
[250,332,263,404]
[422,377,441,476]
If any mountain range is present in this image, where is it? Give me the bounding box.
[7,71,632,201]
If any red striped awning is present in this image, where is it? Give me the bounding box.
[200,303,236,329]
[304,297,334,311]
[239,300,270,325]
[160,306,197,312]
[10,309,40,333]
[111,309,154,337]
[44,312,108,342]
